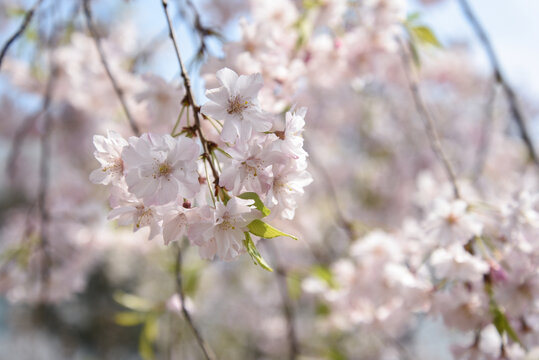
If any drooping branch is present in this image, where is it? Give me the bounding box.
[472,82,498,181]
[0,0,43,70]
[160,0,220,189]
[82,0,140,136]
[266,240,300,360]
[37,62,58,299]
[399,40,462,199]
[174,246,216,360]
[304,136,355,240]
[181,0,222,64]
[161,2,218,358]
[458,0,539,166]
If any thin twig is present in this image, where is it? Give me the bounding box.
[180,0,222,65]
[473,82,498,181]
[458,0,538,166]
[174,246,216,360]
[265,240,300,360]
[7,0,79,183]
[37,65,57,299]
[161,0,220,189]
[399,40,461,199]
[7,112,42,182]
[82,0,140,136]
[0,0,43,70]
[304,136,355,240]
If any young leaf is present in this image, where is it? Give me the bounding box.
[238,192,271,216]
[215,147,232,158]
[113,291,155,312]
[491,305,521,345]
[114,311,146,326]
[139,316,158,360]
[243,232,273,272]
[248,219,298,240]
[311,265,338,289]
[410,25,441,47]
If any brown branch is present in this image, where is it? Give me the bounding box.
[37,62,58,300]
[304,136,355,240]
[399,40,461,199]
[0,0,43,70]
[7,112,42,182]
[161,0,220,189]
[174,246,216,360]
[82,0,140,136]
[180,0,222,65]
[458,0,538,166]
[265,240,300,360]
[472,82,497,181]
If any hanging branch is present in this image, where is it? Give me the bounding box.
[37,61,58,299]
[0,0,43,70]
[304,136,355,240]
[457,0,539,166]
[265,240,300,360]
[181,0,222,64]
[161,0,220,191]
[161,2,218,359]
[399,40,461,199]
[472,82,498,181]
[174,246,216,360]
[82,0,140,136]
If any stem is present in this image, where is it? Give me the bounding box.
[266,241,300,360]
[171,105,186,135]
[0,0,43,70]
[399,39,461,199]
[472,82,497,181]
[37,59,58,301]
[82,0,140,136]
[174,246,216,360]
[458,0,539,166]
[160,0,220,190]
[304,136,355,239]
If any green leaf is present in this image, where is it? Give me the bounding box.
[248,219,298,240]
[315,301,331,317]
[113,291,155,312]
[6,7,27,17]
[406,12,421,24]
[215,147,232,158]
[243,232,273,272]
[114,311,146,326]
[491,305,521,344]
[139,317,157,360]
[311,265,338,289]
[410,25,441,47]
[238,192,271,217]
[287,274,303,301]
[326,347,346,360]
[409,39,421,68]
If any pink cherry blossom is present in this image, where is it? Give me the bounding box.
[122,133,200,205]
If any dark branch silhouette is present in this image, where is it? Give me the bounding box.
[0,0,43,70]
[82,0,141,136]
[399,40,461,199]
[458,0,538,166]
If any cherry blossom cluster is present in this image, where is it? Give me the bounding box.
[90,67,312,267]
[303,174,539,358]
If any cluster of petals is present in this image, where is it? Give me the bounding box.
[91,68,311,262]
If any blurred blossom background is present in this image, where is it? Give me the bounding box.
[1,0,539,359]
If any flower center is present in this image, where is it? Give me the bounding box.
[136,205,154,228]
[446,213,458,225]
[103,157,124,174]
[158,162,172,177]
[227,95,249,115]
